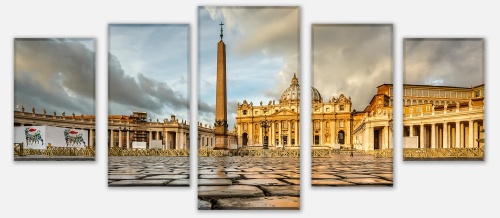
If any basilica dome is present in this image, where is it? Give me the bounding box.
[279,74,323,105]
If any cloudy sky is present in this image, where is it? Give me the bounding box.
[198,6,300,128]
[108,24,189,122]
[313,25,392,111]
[404,38,484,87]
[14,38,95,115]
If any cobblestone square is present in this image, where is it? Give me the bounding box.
[312,154,393,186]
[198,157,300,210]
[108,156,189,187]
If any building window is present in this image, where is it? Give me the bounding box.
[314,122,319,129]
[340,105,344,111]
[243,124,247,131]
[243,110,247,115]
[326,122,329,128]
[291,122,295,129]
[326,108,330,112]
[284,122,288,129]
[255,111,258,115]
[340,120,344,128]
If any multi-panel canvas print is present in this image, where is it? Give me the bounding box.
[402,38,485,160]
[311,24,393,186]
[198,6,300,209]
[14,38,96,161]
[107,24,190,186]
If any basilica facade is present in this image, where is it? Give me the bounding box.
[236,75,395,151]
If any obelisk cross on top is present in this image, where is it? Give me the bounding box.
[215,22,228,149]
[219,22,224,40]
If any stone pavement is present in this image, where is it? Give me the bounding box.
[108,156,189,187]
[198,157,300,210]
[312,154,393,186]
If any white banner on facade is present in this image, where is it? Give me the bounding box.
[14,126,88,149]
[132,141,147,149]
[14,126,46,149]
[149,140,162,149]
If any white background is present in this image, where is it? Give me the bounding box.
[0,0,498,217]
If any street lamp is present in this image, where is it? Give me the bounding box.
[119,126,130,148]
[259,115,272,149]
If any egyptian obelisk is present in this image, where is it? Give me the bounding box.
[214,22,228,149]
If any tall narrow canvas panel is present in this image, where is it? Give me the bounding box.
[311,24,394,186]
[198,6,301,209]
[107,24,190,186]
[403,38,484,161]
[14,38,96,161]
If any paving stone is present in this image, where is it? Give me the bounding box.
[374,173,393,181]
[279,172,301,179]
[198,200,212,210]
[108,175,146,180]
[109,180,170,186]
[237,179,288,186]
[312,179,355,186]
[343,178,393,186]
[261,186,300,196]
[143,175,188,180]
[199,174,240,179]
[336,173,378,179]
[311,174,341,179]
[166,179,190,186]
[198,185,265,198]
[216,196,300,210]
[244,174,286,179]
[283,179,300,185]
[198,179,232,186]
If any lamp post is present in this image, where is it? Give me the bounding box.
[259,115,272,149]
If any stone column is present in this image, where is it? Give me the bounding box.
[319,120,323,146]
[383,125,389,149]
[163,131,170,150]
[389,125,393,148]
[271,122,275,146]
[431,123,436,148]
[118,130,122,148]
[110,129,114,148]
[468,120,474,148]
[89,129,94,148]
[473,121,479,148]
[176,130,180,149]
[331,119,336,146]
[249,122,253,145]
[419,124,424,148]
[258,125,263,146]
[278,121,282,146]
[149,131,152,145]
[409,125,414,137]
[460,122,465,148]
[368,126,374,150]
[443,122,448,148]
[295,121,298,146]
[126,131,130,149]
[455,121,461,148]
[288,120,292,146]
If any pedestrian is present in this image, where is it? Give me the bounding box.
[350,151,354,157]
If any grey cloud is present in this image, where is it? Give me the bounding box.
[206,6,300,96]
[108,53,189,116]
[313,25,392,111]
[405,39,483,87]
[14,39,95,115]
